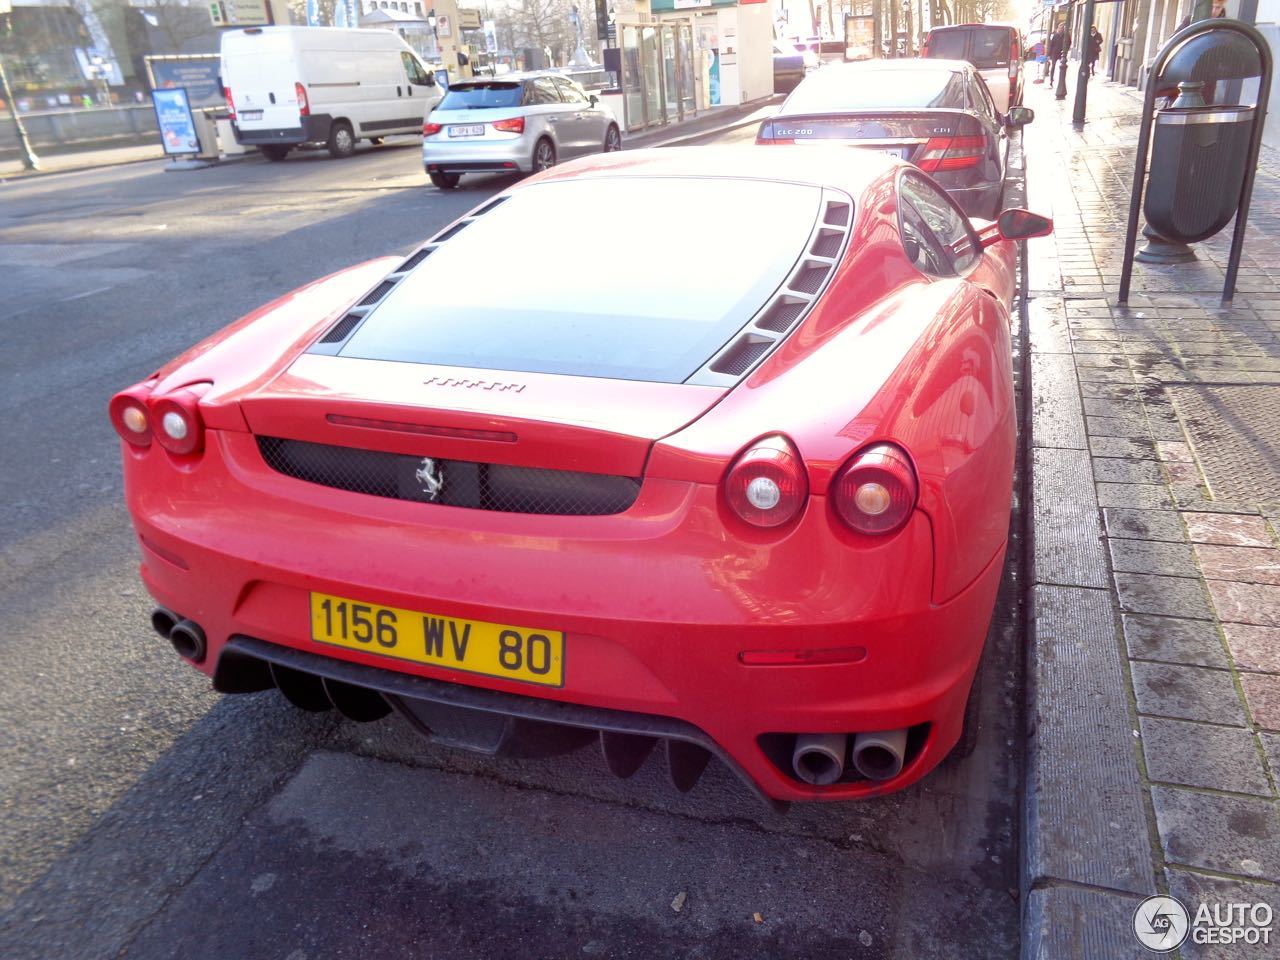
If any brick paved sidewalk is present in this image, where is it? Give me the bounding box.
[1021,79,1280,958]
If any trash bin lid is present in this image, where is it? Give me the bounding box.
[1156,104,1255,125]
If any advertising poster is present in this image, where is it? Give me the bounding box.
[844,14,875,61]
[483,20,498,54]
[147,57,223,109]
[152,87,199,156]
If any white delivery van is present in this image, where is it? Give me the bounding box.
[220,26,443,160]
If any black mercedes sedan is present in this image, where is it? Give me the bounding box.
[757,59,1032,219]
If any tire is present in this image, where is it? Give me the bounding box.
[603,124,622,153]
[532,137,556,173]
[429,171,460,190]
[260,145,290,162]
[953,657,985,760]
[327,120,356,159]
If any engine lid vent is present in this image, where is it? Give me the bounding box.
[756,297,807,333]
[398,247,433,272]
[710,334,772,376]
[789,262,831,295]
[319,313,364,344]
[358,280,396,307]
[824,201,851,226]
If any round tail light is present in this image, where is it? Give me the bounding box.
[831,443,917,535]
[724,435,808,528]
[109,391,153,447]
[150,390,205,456]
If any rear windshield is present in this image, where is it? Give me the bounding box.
[969,28,1013,68]
[341,178,823,383]
[924,31,968,60]
[926,27,1012,68]
[438,81,522,110]
[783,67,966,113]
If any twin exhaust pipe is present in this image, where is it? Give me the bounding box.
[791,728,908,785]
[151,607,207,663]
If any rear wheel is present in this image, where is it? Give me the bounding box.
[532,138,556,172]
[603,124,621,153]
[260,145,290,162]
[327,120,356,159]
[429,171,460,190]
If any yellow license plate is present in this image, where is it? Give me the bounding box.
[309,592,564,688]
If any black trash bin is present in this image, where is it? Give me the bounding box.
[1144,102,1255,243]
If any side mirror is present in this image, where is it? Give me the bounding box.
[980,208,1053,247]
[588,94,599,106]
[1006,105,1034,128]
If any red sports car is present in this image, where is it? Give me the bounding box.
[110,147,1050,805]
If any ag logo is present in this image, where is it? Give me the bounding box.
[414,457,444,501]
[1134,895,1190,952]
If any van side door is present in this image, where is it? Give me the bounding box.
[401,52,442,120]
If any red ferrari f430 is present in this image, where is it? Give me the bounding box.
[110,147,1050,804]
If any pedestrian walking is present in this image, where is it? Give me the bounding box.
[1046,24,1069,83]
[1088,25,1103,77]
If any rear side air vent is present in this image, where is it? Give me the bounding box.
[811,229,843,258]
[711,335,772,376]
[398,247,432,272]
[689,188,854,387]
[358,280,396,307]
[789,262,831,295]
[319,313,364,344]
[824,202,851,226]
[756,297,807,333]
[433,220,471,243]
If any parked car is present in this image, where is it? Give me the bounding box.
[221,25,442,161]
[421,73,620,189]
[921,22,1025,112]
[756,59,1033,219]
[110,146,1050,804]
[772,43,807,93]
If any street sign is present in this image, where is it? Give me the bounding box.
[209,0,271,27]
[459,8,482,30]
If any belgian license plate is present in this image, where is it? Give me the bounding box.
[310,592,564,687]
[240,110,263,121]
[448,124,485,137]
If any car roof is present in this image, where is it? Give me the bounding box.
[824,58,972,74]
[532,145,899,198]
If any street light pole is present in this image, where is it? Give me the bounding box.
[0,50,39,171]
[1054,7,1072,100]
[1072,0,1097,125]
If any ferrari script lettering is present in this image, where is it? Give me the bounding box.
[423,376,526,393]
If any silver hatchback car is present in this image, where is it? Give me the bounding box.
[422,73,621,189]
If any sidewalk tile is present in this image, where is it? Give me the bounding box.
[1130,662,1246,725]
[1022,887,1148,960]
[1116,572,1215,620]
[1151,786,1280,881]
[1104,508,1186,542]
[1031,353,1087,449]
[1097,483,1173,509]
[1223,623,1280,673]
[1090,436,1156,458]
[1167,870,1280,960]
[1207,581,1280,628]
[1093,458,1166,484]
[1109,539,1199,579]
[1192,544,1280,586]
[1242,674,1280,731]
[1123,615,1229,668]
[1155,441,1194,462]
[1261,733,1280,781]
[1033,448,1109,589]
[1140,717,1272,796]
[1184,513,1274,548]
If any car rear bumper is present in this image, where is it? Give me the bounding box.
[233,114,333,146]
[422,136,532,174]
[124,429,1005,803]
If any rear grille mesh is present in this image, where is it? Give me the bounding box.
[398,248,432,272]
[790,264,831,295]
[824,202,851,226]
[257,437,642,516]
[811,229,843,258]
[756,298,807,333]
[319,313,364,344]
[711,336,772,376]
[358,280,396,307]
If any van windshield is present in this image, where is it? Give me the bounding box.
[439,82,522,110]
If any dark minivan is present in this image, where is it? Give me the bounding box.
[922,23,1024,113]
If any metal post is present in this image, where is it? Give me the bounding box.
[1055,7,1072,100]
[1072,0,1097,125]
[0,52,38,171]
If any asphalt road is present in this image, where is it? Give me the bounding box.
[0,133,1025,959]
